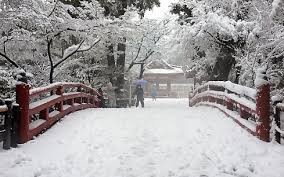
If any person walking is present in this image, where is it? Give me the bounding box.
[151,85,157,101]
[106,82,116,108]
[134,84,144,108]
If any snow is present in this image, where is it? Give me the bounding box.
[272,94,283,104]
[255,67,269,87]
[191,90,256,110]
[271,0,283,18]
[0,105,8,112]
[145,0,178,19]
[29,82,81,96]
[0,99,283,177]
[144,68,183,74]
[194,81,256,101]
[29,119,46,130]
[29,95,61,110]
[63,44,80,59]
[63,105,72,110]
[196,102,256,132]
[49,110,60,118]
[277,103,284,110]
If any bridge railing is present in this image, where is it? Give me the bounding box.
[190,81,271,142]
[16,82,100,143]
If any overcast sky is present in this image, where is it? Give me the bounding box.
[145,0,178,19]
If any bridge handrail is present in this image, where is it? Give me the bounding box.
[193,81,256,102]
[191,90,256,114]
[29,82,100,98]
[190,81,271,143]
[16,82,101,143]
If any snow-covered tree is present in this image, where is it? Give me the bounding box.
[170,0,284,95]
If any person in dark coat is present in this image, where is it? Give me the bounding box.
[97,88,105,108]
[134,84,144,108]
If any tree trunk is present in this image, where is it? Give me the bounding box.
[210,47,236,81]
[49,66,54,84]
[107,43,115,84]
[139,63,144,79]
[117,37,126,89]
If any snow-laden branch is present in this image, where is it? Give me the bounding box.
[127,36,145,72]
[53,37,101,69]
[204,30,234,50]
[77,38,101,52]
[53,41,85,69]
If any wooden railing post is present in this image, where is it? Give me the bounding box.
[226,98,233,111]
[39,109,48,120]
[240,107,249,120]
[76,86,82,104]
[16,83,30,143]
[55,85,63,112]
[255,69,270,142]
[90,90,94,105]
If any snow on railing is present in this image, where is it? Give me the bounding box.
[16,82,101,143]
[190,80,271,142]
[193,81,256,102]
[190,81,257,136]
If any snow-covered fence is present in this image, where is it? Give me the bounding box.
[16,82,101,143]
[190,80,271,142]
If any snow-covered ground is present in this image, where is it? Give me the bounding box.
[0,99,284,177]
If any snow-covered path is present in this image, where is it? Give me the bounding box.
[0,99,284,177]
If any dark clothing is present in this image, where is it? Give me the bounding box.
[134,87,144,108]
[135,87,144,99]
[136,98,144,108]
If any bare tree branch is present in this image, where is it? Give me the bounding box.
[47,0,59,17]
[141,50,155,62]
[127,36,145,71]
[0,52,19,68]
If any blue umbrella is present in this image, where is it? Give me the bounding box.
[135,79,147,87]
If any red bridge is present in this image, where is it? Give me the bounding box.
[16,82,100,143]
[0,81,283,177]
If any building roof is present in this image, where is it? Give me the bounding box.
[144,59,184,75]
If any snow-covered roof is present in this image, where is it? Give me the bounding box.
[144,68,183,74]
[144,59,184,74]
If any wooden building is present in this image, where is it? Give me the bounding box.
[143,60,193,98]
